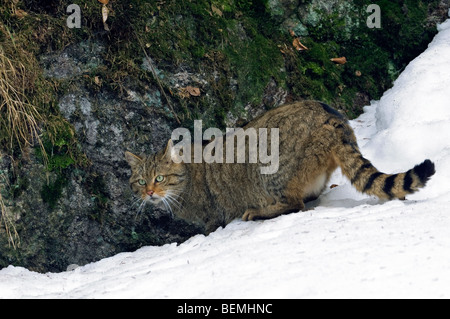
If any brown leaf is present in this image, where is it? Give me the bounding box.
[330,184,339,189]
[330,57,347,64]
[292,38,308,51]
[98,0,109,4]
[102,4,110,31]
[14,9,28,18]
[186,86,201,96]
[102,4,108,23]
[179,86,201,98]
[94,76,102,86]
[211,5,223,17]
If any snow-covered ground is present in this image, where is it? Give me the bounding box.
[1,18,450,299]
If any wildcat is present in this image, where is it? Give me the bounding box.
[125,100,435,234]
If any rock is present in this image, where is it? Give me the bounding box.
[66,264,79,271]
[0,40,203,273]
[40,40,105,80]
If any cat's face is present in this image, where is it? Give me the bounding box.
[125,140,187,212]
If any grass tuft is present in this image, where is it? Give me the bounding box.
[0,169,19,249]
[0,24,47,164]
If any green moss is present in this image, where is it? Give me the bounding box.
[225,26,285,108]
[84,174,109,223]
[267,0,443,118]
[36,117,89,171]
[1,0,444,142]
[33,117,88,209]
[41,173,69,210]
[340,0,440,109]
[103,0,287,127]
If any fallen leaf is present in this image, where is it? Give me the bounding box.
[94,76,102,86]
[102,4,108,23]
[14,9,28,18]
[330,184,339,189]
[98,0,109,4]
[178,86,201,98]
[186,86,201,96]
[211,4,223,17]
[292,38,308,51]
[102,4,110,31]
[330,57,347,64]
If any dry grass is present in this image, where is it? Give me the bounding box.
[0,195,19,249]
[0,22,48,248]
[0,170,19,249]
[0,46,42,149]
[0,23,47,164]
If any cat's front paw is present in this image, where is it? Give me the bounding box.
[242,208,262,221]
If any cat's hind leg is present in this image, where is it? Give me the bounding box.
[242,200,305,221]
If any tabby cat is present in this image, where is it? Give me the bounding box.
[125,100,435,234]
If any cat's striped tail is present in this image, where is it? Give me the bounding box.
[332,125,435,200]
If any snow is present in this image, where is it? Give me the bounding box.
[1,19,450,299]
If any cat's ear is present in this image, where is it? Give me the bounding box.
[125,151,143,168]
[162,139,176,162]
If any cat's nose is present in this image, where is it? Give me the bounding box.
[147,190,154,196]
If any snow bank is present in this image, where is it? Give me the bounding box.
[2,200,450,299]
[1,19,450,299]
[363,18,450,201]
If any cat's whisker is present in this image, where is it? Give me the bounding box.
[164,192,180,205]
[164,193,184,215]
[137,197,149,214]
[130,197,145,222]
[130,197,143,208]
[169,189,187,197]
[166,194,184,205]
[161,197,174,217]
[175,188,189,195]
[166,190,186,202]
[165,190,184,204]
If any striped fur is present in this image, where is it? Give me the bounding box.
[332,122,435,200]
[126,100,436,234]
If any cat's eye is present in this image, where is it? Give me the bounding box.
[155,175,164,183]
[138,179,146,186]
